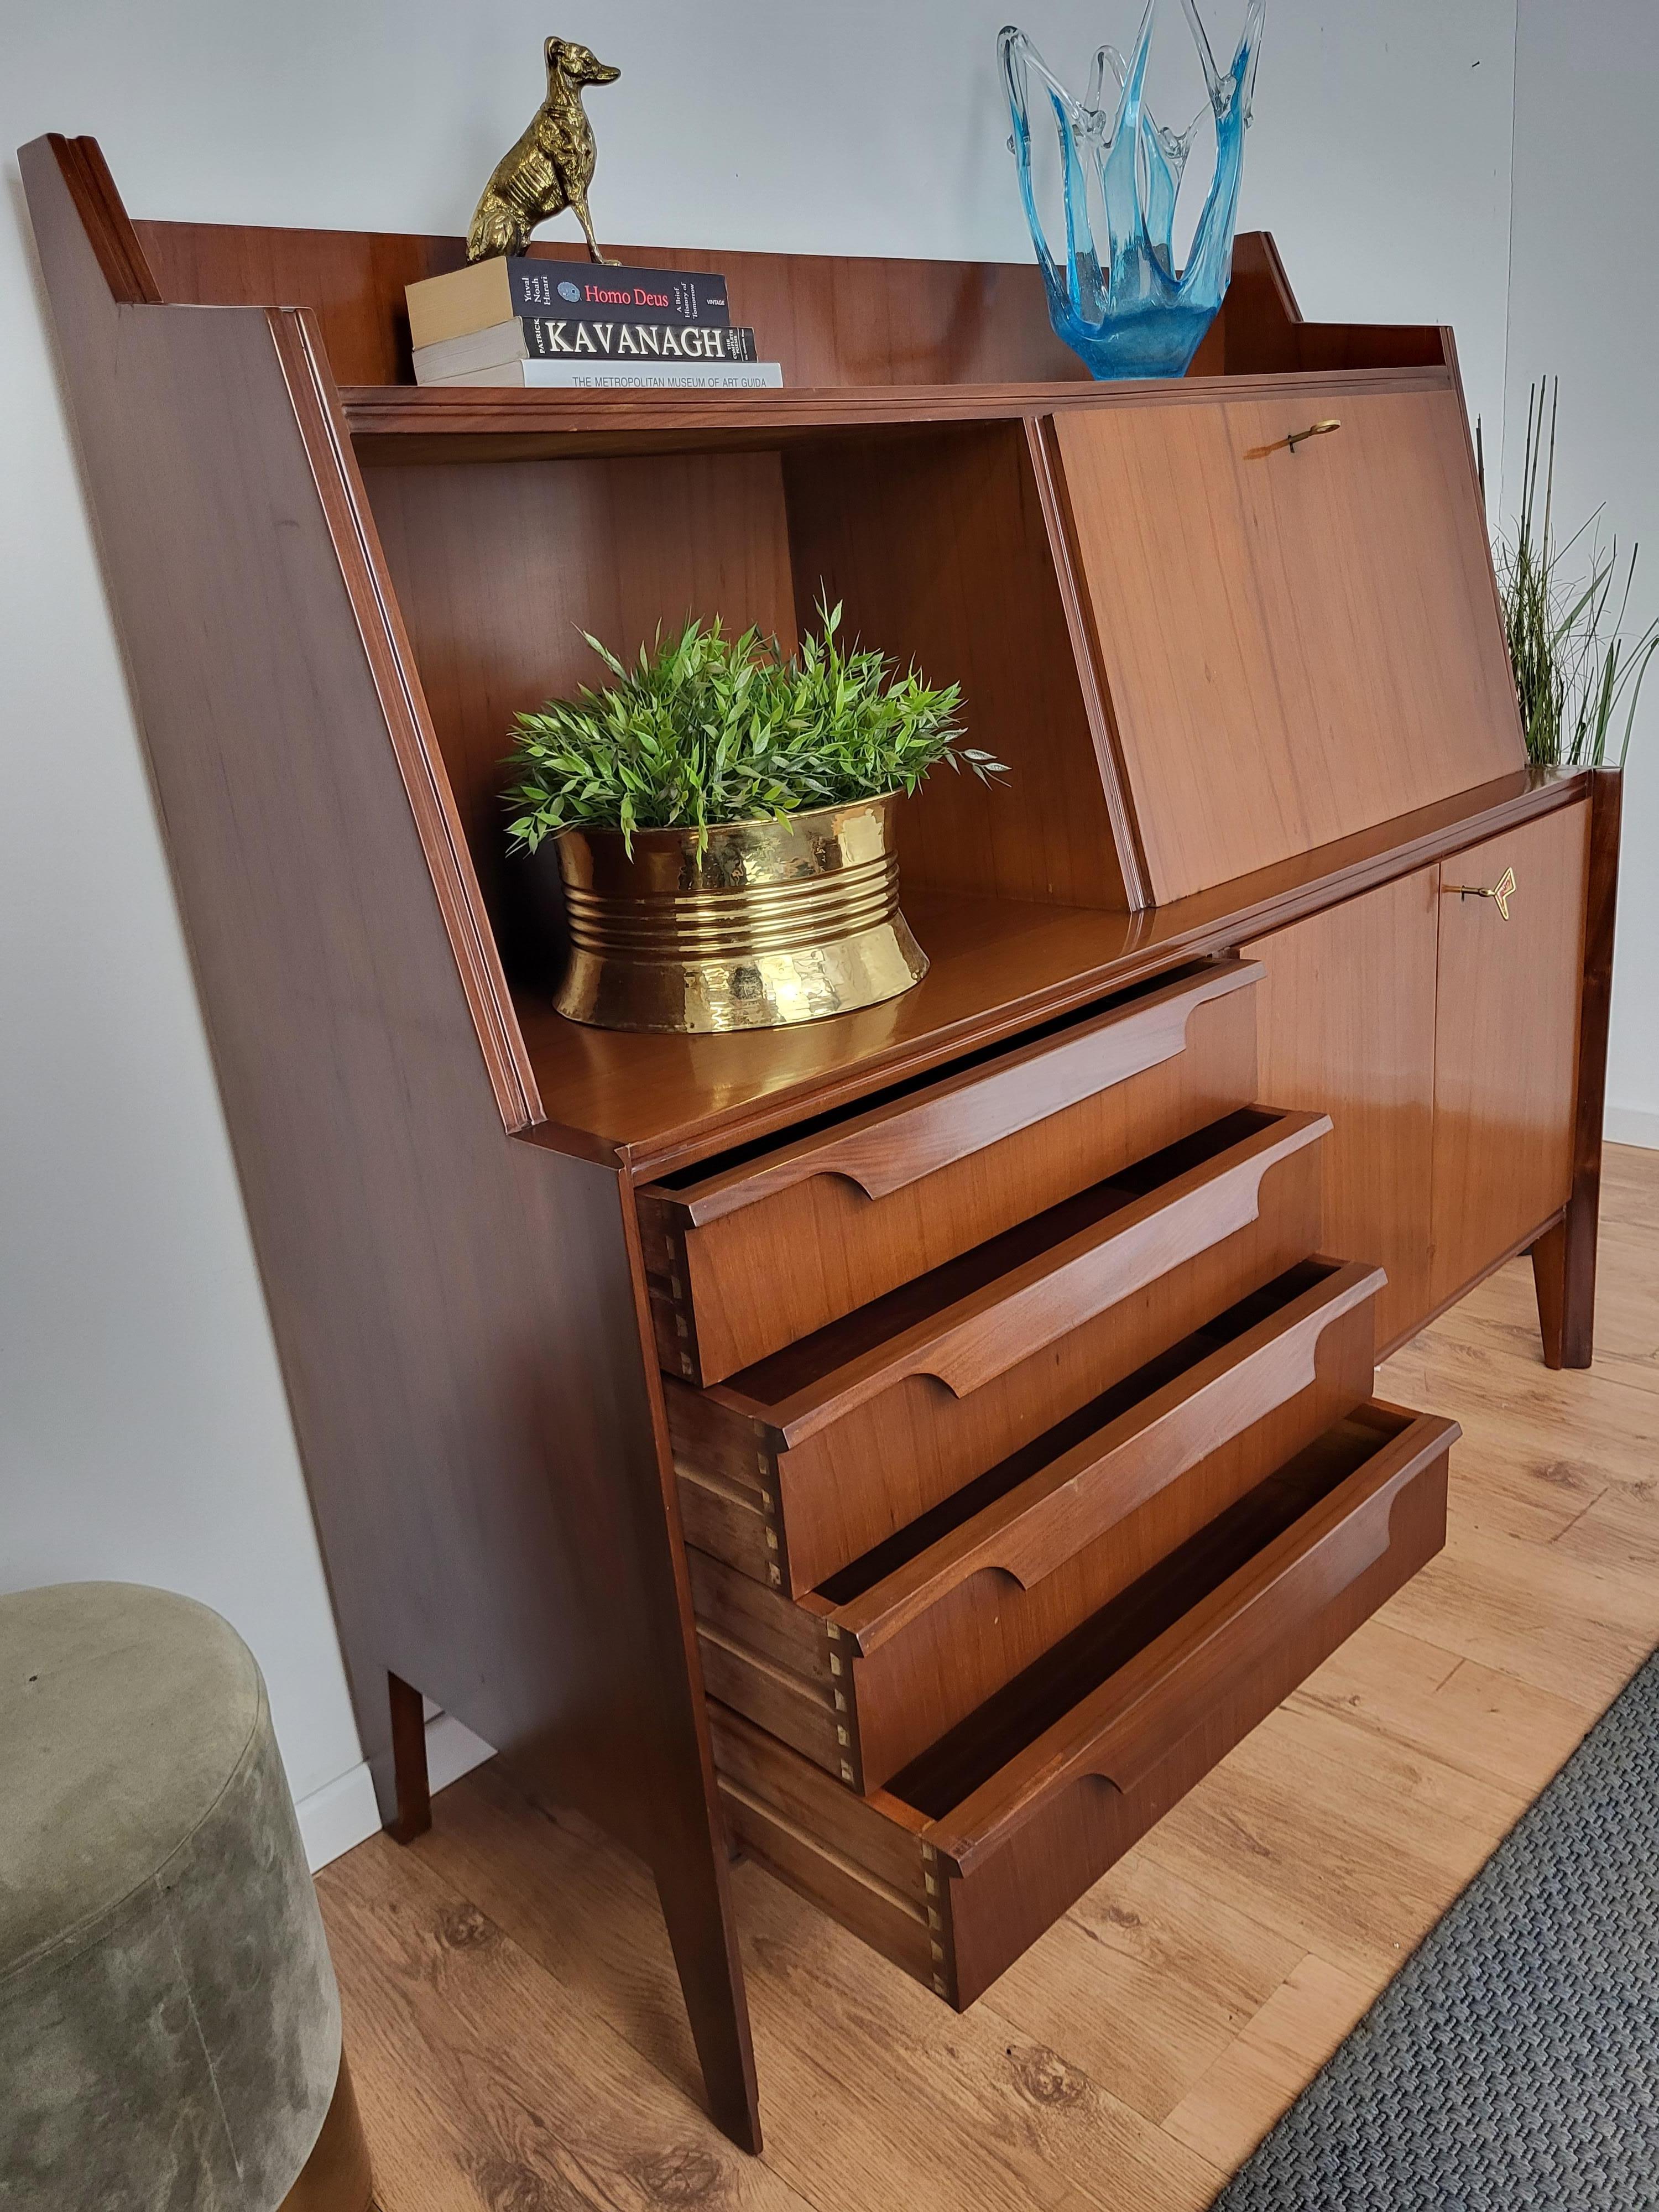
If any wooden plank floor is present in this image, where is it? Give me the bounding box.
[320,1142,1659,2212]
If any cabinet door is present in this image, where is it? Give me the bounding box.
[1430,803,1590,1308]
[1244,868,1439,1351]
[1052,385,1525,902]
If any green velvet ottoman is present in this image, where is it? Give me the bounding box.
[0,1583,372,2210]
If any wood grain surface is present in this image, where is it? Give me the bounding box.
[24,133,761,2150]
[320,1151,1659,2203]
[1431,801,1590,1310]
[1246,867,1441,1349]
[781,423,1134,910]
[513,769,1587,1178]
[335,369,1449,467]
[1532,769,1623,1368]
[366,450,799,979]
[1052,387,1526,903]
[693,1263,1383,1791]
[134,217,1092,390]
[38,135,1622,2173]
[723,1112,1331,1438]
[129,209,1440,416]
[641,963,1260,1384]
[669,1118,1327,1597]
[712,1402,1453,2007]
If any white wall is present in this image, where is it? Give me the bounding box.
[1,0,1522,1861]
[1506,0,1659,1148]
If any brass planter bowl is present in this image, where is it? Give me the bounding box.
[549,795,928,1033]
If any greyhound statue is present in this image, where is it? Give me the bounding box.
[467,36,622,264]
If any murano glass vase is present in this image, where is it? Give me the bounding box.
[1000,1,1264,380]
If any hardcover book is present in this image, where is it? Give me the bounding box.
[414,319,760,384]
[424,359,784,390]
[406,257,730,349]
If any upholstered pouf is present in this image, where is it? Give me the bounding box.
[0,1583,372,2210]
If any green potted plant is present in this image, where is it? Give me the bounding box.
[503,602,1005,1032]
[1488,379,1657,768]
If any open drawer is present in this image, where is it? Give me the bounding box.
[714,1400,1455,2007]
[673,1105,1329,1595]
[691,1255,1382,1790]
[639,958,1260,1385]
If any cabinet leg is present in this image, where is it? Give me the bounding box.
[382,1672,432,1844]
[1531,1204,1596,1370]
[654,1850,762,2154]
[1534,768,1621,1373]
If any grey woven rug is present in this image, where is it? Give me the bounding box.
[1214,1647,1659,2210]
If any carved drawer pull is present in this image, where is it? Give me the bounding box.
[1444,864,1517,920]
[932,1410,1461,1872]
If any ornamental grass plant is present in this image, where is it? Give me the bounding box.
[503,601,1004,856]
[1488,380,1658,770]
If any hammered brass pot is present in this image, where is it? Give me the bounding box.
[547,795,928,1032]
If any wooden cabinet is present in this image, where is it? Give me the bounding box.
[27,134,1614,2153]
[1431,802,1590,1308]
[1248,802,1593,1347]
[1245,869,1439,1350]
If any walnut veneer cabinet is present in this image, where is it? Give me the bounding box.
[25,134,1618,2152]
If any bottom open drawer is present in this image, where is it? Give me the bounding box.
[713,1399,1455,2008]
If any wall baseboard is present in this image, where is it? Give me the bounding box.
[1606,1107,1659,1151]
[296,1711,494,1871]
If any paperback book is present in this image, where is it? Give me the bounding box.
[414,318,760,384]
[406,257,730,349]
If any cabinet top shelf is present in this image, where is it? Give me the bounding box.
[519,770,1590,1181]
[341,363,1456,464]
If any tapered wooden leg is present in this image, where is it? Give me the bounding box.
[1532,1199,1598,1370]
[1531,1218,1570,1369]
[383,1672,432,1844]
[654,1848,762,2154]
[1533,769,1621,1371]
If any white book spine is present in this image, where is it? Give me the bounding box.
[422,361,785,390]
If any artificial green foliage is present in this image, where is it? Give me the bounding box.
[502,601,1005,854]
[1489,380,1657,770]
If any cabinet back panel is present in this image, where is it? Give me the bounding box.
[1053,384,1525,902]
[133,220,1088,390]
[132,221,1373,394]
[365,452,797,973]
[784,426,1129,910]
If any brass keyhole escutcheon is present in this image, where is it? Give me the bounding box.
[1445,864,1517,920]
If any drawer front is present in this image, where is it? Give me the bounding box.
[694,1258,1382,1791]
[716,1402,1455,2007]
[673,1108,1328,1595]
[640,959,1260,1384]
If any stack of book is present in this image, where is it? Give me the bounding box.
[405,257,783,390]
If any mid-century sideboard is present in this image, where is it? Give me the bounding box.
[24,134,1618,2153]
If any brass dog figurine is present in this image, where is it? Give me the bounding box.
[467,37,621,264]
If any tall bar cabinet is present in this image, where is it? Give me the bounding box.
[23,134,1617,2152]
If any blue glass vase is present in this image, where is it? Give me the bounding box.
[1000,2,1264,380]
